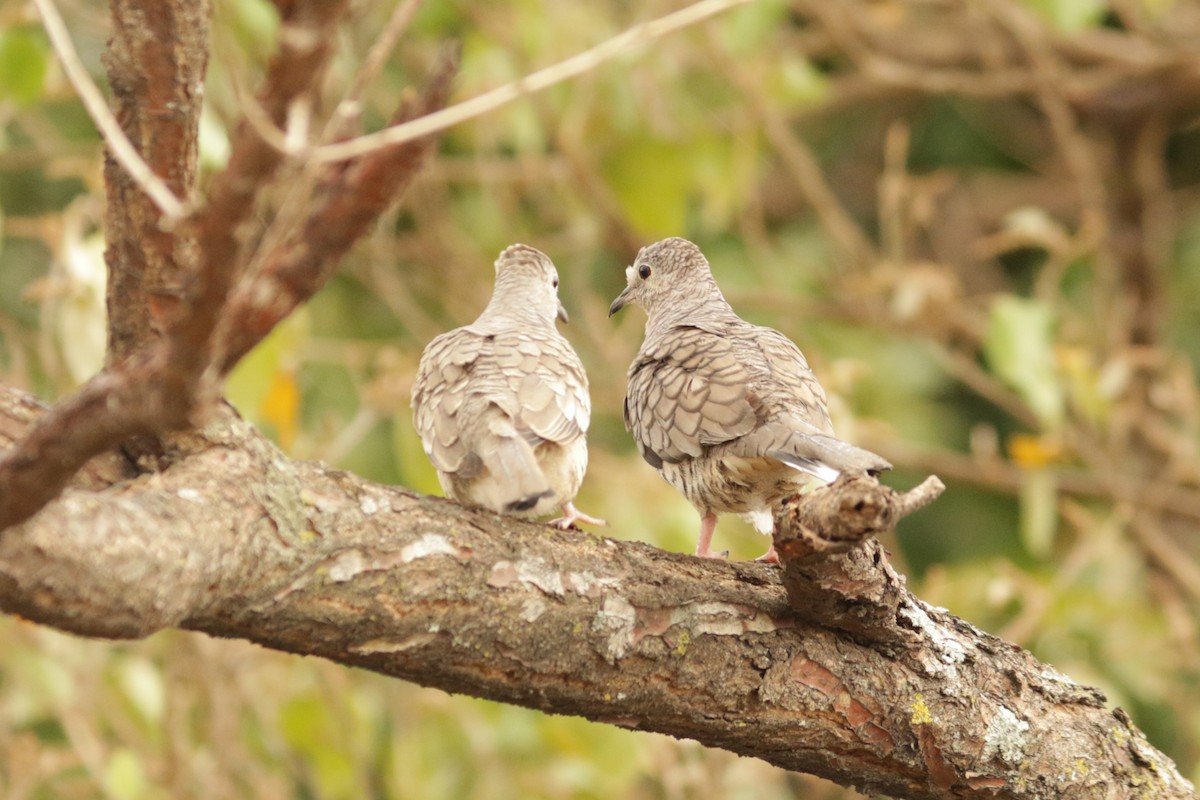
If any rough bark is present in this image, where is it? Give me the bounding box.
[103,0,209,361]
[0,386,1191,800]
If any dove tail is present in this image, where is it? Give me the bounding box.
[479,435,554,513]
[768,452,842,484]
[766,433,892,484]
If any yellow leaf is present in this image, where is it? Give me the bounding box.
[261,370,299,450]
[1007,433,1062,468]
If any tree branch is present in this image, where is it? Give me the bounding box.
[102,0,208,361]
[179,0,353,383]
[0,385,1190,800]
[0,0,451,531]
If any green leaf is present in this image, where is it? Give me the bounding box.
[1021,0,1107,32]
[115,657,165,725]
[769,55,830,109]
[983,295,1064,430]
[718,0,789,55]
[198,104,230,171]
[220,0,279,50]
[602,138,691,238]
[279,697,360,800]
[0,28,50,106]
[102,749,147,800]
[1018,466,1058,559]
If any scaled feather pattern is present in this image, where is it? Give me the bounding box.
[413,244,603,529]
[610,237,889,558]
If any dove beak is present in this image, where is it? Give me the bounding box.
[608,286,633,317]
[557,300,570,324]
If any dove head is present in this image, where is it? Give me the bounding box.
[609,237,730,327]
[483,243,569,327]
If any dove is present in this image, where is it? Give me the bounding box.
[609,237,889,561]
[412,244,604,529]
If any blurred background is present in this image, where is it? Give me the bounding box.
[2,0,1200,796]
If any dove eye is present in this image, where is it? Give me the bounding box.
[552,278,559,289]
[638,264,652,280]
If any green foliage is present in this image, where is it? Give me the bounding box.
[1017,467,1058,559]
[0,27,49,106]
[1022,0,1108,31]
[983,295,1064,430]
[602,137,693,237]
[102,749,149,800]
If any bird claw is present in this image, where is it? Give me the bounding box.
[549,503,607,530]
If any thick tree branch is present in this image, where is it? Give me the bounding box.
[774,475,945,648]
[0,386,1190,800]
[0,349,180,530]
[7,1,1200,795]
[103,0,208,361]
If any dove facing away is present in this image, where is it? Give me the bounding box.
[609,237,889,561]
[412,244,604,529]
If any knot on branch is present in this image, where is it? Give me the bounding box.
[772,474,944,646]
[773,474,945,561]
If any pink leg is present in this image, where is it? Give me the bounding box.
[695,512,726,559]
[550,502,607,530]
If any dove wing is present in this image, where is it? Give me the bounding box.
[725,325,892,476]
[506,329,591,446]
[412,327,588,477]
[739,325,835,434]
[412,327,488,475]
[624,325,759,468]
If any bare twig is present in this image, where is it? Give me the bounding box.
[213,51,458,375]
[930,344,1043,429]
[896,474,947,516]
[184,0,353,384]
[1131,514,1200,605]
[31,0,186,219]
[708,28,878,270]
[882,439,1200,523]
[309,0,753,164]
[325,0,426,141]
[983,0,1118,346]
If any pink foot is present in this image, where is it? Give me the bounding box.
[755,544,780,564]
[550,502,607,530]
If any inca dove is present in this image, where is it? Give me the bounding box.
[609,237,889,560]
[412,244,604,529]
